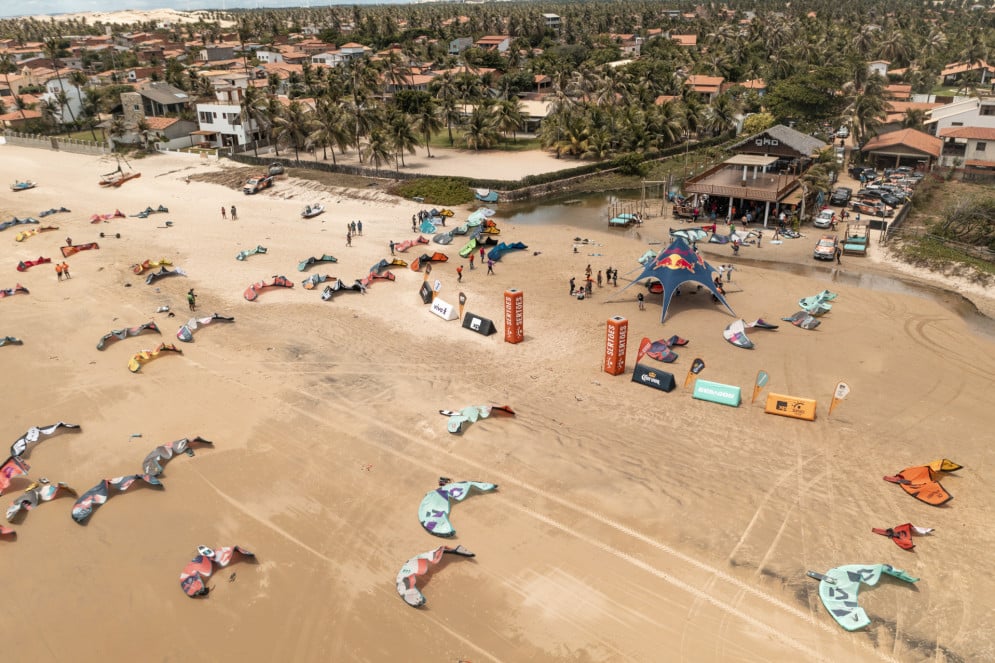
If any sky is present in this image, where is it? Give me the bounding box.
[0,1,409,20]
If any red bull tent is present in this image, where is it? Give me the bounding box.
[614,237,735,321]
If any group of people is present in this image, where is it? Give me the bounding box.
[54,261,72,281]
[346,220,363,247]
[220,205,237,220]
[412,209,445,231]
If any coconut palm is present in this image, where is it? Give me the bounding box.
[44,38,78,130]
[308,96,352,164]
[360,128,392,174]
[108,114,127,151]
[385,108,419,169]
[411,98,443,157]
[272,100,310,162]
[239,84,268,157]
[0,53,25,120]
[493,97,525,141]
[462,105,500,151]
[68,69,97,140]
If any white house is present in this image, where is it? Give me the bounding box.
[255,50,284,64]
[924,97,995,136]
[40,76,86,125]
[867,60,890,78]
[542,14,561,30]
[311,51,349,68]
[193,78,260,149]
[937,126,995,168]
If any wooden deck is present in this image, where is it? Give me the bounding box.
[684,164,800,203]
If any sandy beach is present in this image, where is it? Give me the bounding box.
[2,144,993,662]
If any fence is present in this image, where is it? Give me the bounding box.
[2,130,107,155]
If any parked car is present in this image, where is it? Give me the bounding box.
[829,187,852,206]
[243,174,274,195]
[879,193,904,208]
[813,209,837,229]
[852,200,893,217]
[813,235,839,260]
[267,162,285,176]
[836,126,850,138]
[849,166,878,181]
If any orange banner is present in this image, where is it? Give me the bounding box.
[603,317,628,375]
[503,289,523,344]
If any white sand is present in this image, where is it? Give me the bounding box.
[2,144,993,662]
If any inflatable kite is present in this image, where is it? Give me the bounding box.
[487,241,527,262]
[466,209,494,225]
[433,231,454,245]
[297,254,338,272]
[302,273,333,290]
[143,436,213,475]
[440,405,515,435]
[321,279,365,300]
[799,290,837,316]
[393,236,430,253]
[0,217,39,232]
[746,318,779,330]
[0,336,23,347]
[96,321,161,350]
[10,422,80,459]
[410,252,449,271]
[419,480,498,537]
[0,456,29,495]
[669,227,711,243]
[180,545,255,597]
[883,459,962,506]
[723,319,754,349]
[396,545,475,607]
[637,335,688,363]
[131,258,172,275]
[89,209,125,223]
[38,207,70,218]
[15,257,51,272]
[1,284,30,299]
[236,245,268,261]
[0,525,13,539]
[61,242,99,258]
[15,225,58,242]
[781,311,820,330]
[871,524,934,551]
[145,266,186,285]
[128,343,183,373]
[359,271,395,288]
[244,275,294,301]
[808,564,919,631]
[419,218,437,233]
[6,480,76,522]
[177,314,234,342]
[612,237,734,322]
[130,205,168,218]
[71,474,162,523]
[371,258,407,273]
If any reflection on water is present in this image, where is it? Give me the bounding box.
[492,195,995,340]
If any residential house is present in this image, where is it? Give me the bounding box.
[868,60,890,78]
[542,14,561,30]
[474,36,511,53]
[311,51,349,68]
[199,45,236,63]
[924,96,995,136]
[40,75,87,125]
[860,128,941,169]
[941,60,994,85]
[937,126,995,168]
[120,82,192,128]
[884,84,912,101]
[685,74,724,102]
[0,108,42,129]
[144,115,199,149]
[609,34,642,57]
[882,100,943,132]
[671,34,697,48]
[255,50,284,64]
[449,37,473,55]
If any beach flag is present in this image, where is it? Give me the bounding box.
[458,292,466,320]
[683,357,705,387]
[829,381,851,416]
[752,370,769,404]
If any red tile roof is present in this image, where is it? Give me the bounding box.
[861,129,942,158]
[939,126,995,140]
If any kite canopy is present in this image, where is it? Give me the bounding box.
[297,255,338,272]
[871,524,934,551]
[97,321,160,350]
[799,290,837,316]
[883,460,961,506]
[439,405,515,434]
[71,474,162,523]
[176,314,234,342]
[180,545,255,597]
[419,480,498,537]
[244,275,294,301]
[614,237,733,322]
[131,258,172,275]
[128,343,182,373]
[236,245,268,261]
[723,319,754,349]
[637,335,688,364]
[396,545,475,607]
[0,336,24,347]
[487,241,528,262]
[810,564,918,631]
[782,311,820,330]
[0,456,30,495]
[142,436,212,475]
[6,481,76,522]
[10,422,80,459]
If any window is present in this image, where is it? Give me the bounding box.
[951,122,963,127]
[133,104,139,111]
[198,111,213,124]
[980,105,995,116]
[977,142,987,152]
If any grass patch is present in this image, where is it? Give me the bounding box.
[894,236,995,282]
[427,130,541,152]
[391,177,475,206]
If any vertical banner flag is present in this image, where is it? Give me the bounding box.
[603,316,628,376]
[458,292,467,320]
[503,289,523,344]
[752,370,769,404]
[829,381,850,416]
[432,279,441,301]
[684,357,705,387]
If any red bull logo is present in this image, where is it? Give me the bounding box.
[654,253,696,271]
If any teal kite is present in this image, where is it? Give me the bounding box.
[808,564,918,631]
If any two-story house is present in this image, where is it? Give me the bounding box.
[193,75,261,149]
[938,126,995,168]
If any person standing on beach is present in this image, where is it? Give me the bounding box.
[569,277,576,295]
[585,264,592,279]
[411,215,417,232]
[357,220,363,236]
[221,206,226,220]
[389,240,395,256]
[486,259,494,275]
[55,262,63,281]
[61,262,71,279]
[835,246,842,265]
[612,270,618,287]
[66,237,73,247]
[479,247,485,262]
[346,232,352,247]
[187,289,197,311]
[637,293,645,310]
[597,270,603,288]
[230,205,237,220]
[757,230,763,247]
[468,254,475,270]
[456,265,463,282]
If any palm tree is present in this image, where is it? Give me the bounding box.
[272,100,310,162]
[494,97,525,141]
[0,53,25,120]
[902,108,926,130]
[462,106,499,151]
[386,108,419,169]
[239,85,269,157]
[108,114,127,151]
[308,96,352,164]
[68,69,97,140]
[263,96,284,156]
[360,128,392,174]
[44,38,78,130]
[411,98,443,158]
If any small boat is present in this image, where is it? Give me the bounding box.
[10,180,37,192]
[609,213,641,227]
[301,204,325,219]
[99,171,141,187]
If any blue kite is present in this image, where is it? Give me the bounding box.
[613,237,735,322]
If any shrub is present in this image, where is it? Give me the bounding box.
[393,178,475,206]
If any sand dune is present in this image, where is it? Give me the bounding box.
[1,144,993,662]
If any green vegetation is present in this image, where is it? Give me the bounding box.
[894,237,995,282]
[392,177,475,206]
